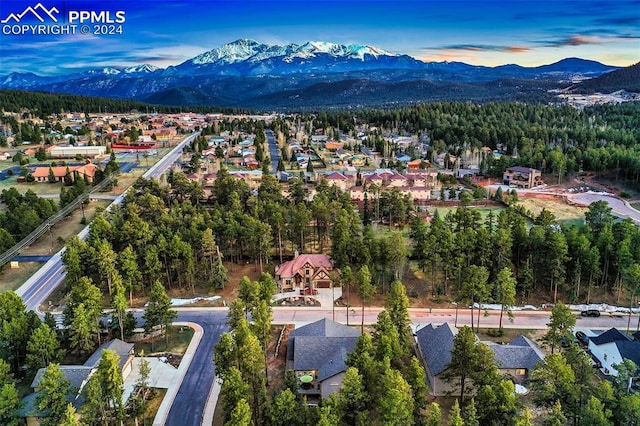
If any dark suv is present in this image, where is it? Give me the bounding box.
[581,309,601,317]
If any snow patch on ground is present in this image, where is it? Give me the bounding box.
[169,296,221,306]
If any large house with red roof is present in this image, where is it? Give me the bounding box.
[275,253,336,291]
[31,163,98,183]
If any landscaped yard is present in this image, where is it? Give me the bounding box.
[134,326,195,359]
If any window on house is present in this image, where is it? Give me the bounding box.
[306,278,310,283]
[516,369,526,376]
[285,280,291,286]
[306,269,310,275]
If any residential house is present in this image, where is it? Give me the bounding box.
[275,253,335,291]
[415,323,460,396]
[588,328,640,377]
[415,323,545,396]
[286,318,361,400]
[19,339,134,425]
[323,172,353,191]
[502,166,543,189]
[486,335,545,383]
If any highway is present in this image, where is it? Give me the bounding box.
[16,132,200,313]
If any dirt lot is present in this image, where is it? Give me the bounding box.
[517,194,587,224]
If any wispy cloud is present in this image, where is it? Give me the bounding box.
[423,44,531,53]
[538,33,640,48]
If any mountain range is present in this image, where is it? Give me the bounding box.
[0,39,629,108]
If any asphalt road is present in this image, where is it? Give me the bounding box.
[16,132,200,312]
[166,311,228,426]
[569,192,640,224]
[266,129,279,174]
[271,306,640,331]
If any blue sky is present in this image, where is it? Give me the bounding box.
[1,0,638,75]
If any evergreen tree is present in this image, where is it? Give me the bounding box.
[36,363,71,426]
[463,398,480,426]
[228,398,252,426]
[425,402,442,426]
[0,383,22,426]
[58,403,79,426]
[47,167,56,183]
[143,281,177,347]
[448,399,464,426]
[25,323,60,373]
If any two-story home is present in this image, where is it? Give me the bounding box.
[502,166,543,189]
[588,328,640,377]
[275,253,335,292]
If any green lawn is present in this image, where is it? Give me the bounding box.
[134,326,195,356]
[426,205,506,220]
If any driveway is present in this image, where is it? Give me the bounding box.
[123,357,179,403]
[272,287,342,308]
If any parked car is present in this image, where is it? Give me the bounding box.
[575,331,589,346]
[581,310,601,317]
[300,286,318,295]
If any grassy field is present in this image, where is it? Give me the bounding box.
[425,205,506,220]
[518,197,587,225]
[134,326,195,356]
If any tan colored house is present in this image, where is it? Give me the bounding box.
[503,166,543,189]
[275,253,335,291]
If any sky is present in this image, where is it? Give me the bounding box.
[0,0,638,75]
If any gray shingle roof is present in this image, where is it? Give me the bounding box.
[292,336,359,380]
[415,323,458,376]
[488,343,543,372]
[615,340,640,367]
[84,338,134,369]
[287,318,360,361]
[590,328,632,345]
[31,365,93,391]
[287,319,361,380]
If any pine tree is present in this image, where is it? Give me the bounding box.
[425,402,442,426]
[47,166,56,183]
[36,363,71,426]
[463,398,480,426]
[448,399,464,426]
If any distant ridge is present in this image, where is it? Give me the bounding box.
[568,62,640,93]
[0,39,623,108]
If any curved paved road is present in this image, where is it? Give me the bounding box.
[569,192,640,224]
[166,311,228,426]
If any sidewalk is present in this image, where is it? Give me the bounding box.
[153,322,203,426]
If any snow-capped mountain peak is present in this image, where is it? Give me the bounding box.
[123,64,160,73]
[185,39,399,67]
[190,38,268,65]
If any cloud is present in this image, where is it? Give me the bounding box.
[423,44,530,53]
[538,33,640,48]
[543,35,601,47]
[593,15,640,26]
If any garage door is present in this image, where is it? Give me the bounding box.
[316,280,331,288]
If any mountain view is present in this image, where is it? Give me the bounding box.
[0,39,626,108]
